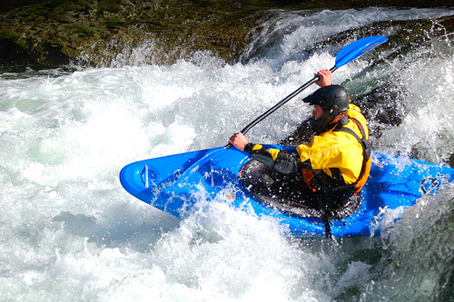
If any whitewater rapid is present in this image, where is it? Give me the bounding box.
[1,7,454,302]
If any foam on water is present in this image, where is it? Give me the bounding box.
[0,55,348,301]
[242,7,454,67]
[1,7,454,301]
[378,53,454,162]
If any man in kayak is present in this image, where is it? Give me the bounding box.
[229,70,371,214]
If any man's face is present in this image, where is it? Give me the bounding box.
[312,105,323,120]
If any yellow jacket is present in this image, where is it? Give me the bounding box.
[250,104,369,186]
[297,103,368,184]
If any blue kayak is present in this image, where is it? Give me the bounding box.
[119,145,454,237]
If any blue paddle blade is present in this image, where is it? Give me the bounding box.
[335,36,388,68]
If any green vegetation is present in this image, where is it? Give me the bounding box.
[98,0,123,13]
[0,30,21,40]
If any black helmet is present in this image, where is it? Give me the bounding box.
[303,85,350,133]
[303,85,349,115]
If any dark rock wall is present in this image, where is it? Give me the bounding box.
[0,0,453,71]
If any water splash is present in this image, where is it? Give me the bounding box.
[360,184,454,301]
[1,7,454,302]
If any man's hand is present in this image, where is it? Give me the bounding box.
[229,132,249,151]
[315,69,332,87]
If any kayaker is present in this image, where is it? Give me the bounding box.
[229,70,371,213]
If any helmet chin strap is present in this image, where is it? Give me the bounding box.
[332,112,348,124]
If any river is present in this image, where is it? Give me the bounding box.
[1,6,453,302]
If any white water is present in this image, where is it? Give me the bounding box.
[1,7,454,301]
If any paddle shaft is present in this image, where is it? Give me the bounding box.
[239,66,338,135]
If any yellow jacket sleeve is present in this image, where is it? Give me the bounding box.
[248,144,280,160]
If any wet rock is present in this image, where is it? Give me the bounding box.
[0,0,261,70]
[449,153,454,168]
[0,0,453,71]
[354,81,408,142]
[279,118,315,146]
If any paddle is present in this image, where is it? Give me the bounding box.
[236,35,388,137]
[182,36,388,168]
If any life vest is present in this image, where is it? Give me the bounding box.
[335,117,372,195]
[245,106,371,196]
[301,116,371,196]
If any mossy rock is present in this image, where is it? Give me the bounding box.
[1,0,454,70]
